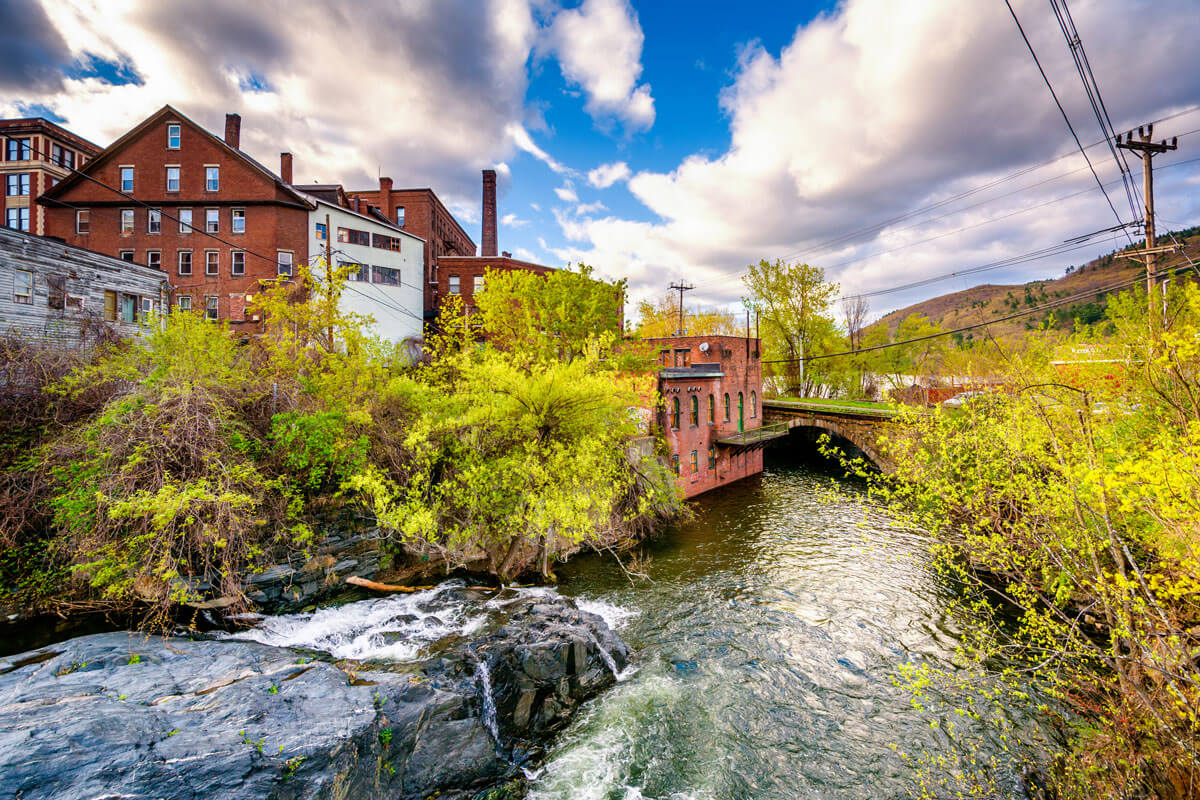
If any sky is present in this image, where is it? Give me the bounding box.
[3,0,1200,322]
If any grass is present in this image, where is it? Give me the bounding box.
[768,396,894,411]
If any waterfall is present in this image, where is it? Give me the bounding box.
[474,657,502,748]
[587,631,620,679]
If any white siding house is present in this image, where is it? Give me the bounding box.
[304,197,424,345]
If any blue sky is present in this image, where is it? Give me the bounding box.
[3,0,1199,320]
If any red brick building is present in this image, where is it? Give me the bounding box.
[652,334,769,498]
[345,179,475,318]
[436,253,554,311]
[1,118,101,236]
[38,105,313,324]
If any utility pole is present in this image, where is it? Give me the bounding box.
[668,281,694,336]
[324,212,334,348]
[1117,124,1178,321]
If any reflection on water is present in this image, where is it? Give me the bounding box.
[535,453,1033,800]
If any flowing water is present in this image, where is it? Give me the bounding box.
[530,452,1039,800]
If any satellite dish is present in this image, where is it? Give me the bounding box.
[699,342,710,353]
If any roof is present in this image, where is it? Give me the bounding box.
[0,117,102,154]
[345,185,475,250]
[38,104,314,210]
[301,193,427,243]
[0,225,171,286]
[293,184,347,206]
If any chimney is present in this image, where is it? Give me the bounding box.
[280,152,293,184]
[351,197,360,213]
[481,168,497,257]
[379,176,393,199]
[224,113,241,149]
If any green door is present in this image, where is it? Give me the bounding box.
[738,392,744,432]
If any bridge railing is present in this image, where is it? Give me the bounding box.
[716,421,792,447]
[762,399,898,419]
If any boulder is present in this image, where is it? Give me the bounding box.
[0,590,629,800]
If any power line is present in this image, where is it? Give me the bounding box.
[1003,0,1133,242]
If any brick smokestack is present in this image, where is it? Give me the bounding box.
[481,168,497,257]
[224,113,241,149]
[280,152,293,184]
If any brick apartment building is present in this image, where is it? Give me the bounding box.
[1,118,101,236]
[38,105,313,324]
[651,334,768,498]
[345,179,475,318]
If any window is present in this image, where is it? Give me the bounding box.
[231,208,245,234]
[120,208,134,234]
[674,348,691,367]
[205,251,219,275]
[75,209,89,234]
[205,208,219,233]
[6,138,31,160]
[372,265,400,286]
[146,250,161,270]
[103,290,117,321]
[120,166,133,192]
[177,250,192,275]
[314,222,327,240]
[371,233,401,251]
[672,454,680,476]
[395,206,405,226]
[177,295,192,311]
[474,275,485,295]
[723,393,730,422]
[689,395,699,426]
[690,450,699,474]
[6,208,29,231]
[671,396,681,429]
[751,391,757,418]
[231,251,245,276]
[119,250,134,262]
[205,295,219,321]
[13,270,32,304]
[120,293,138,323]
[448,275,460,295]
[178,208,192,233]
[141,297,154,315]
[5,173,29,196]
[708,394,715,424]
[148,208,161,234]
[167,124,181,149]
[166,166,180,192]
[336,227,371,246]
[47,275,65,310]
[277,251,293,277]
[708,447,717,469]
[205,166,219,191]
[51,144,73,169]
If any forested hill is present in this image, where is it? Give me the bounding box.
[869,225,1200,342]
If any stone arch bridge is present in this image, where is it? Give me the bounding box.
[759,400,897,471]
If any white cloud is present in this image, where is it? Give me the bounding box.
[553,0,1200,316]
[501,212,528,227]
[506,122,574,175]
[587,160,631,188]
[574,201,606,215]
[543,0,655,130]
[554,183,579,203]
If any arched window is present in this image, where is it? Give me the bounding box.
[671,396,680,429]
[751,391,757,418]
[723,393,730,422]
[707,394,715,424]
[689,395,699,426]
[738,392,744,429]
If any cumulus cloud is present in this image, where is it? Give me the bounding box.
[557,0,1200,315]
[574,200,606,215]
[554,183,579,203]
[0,0,69,91]
[587,160,631,188]
[506,122,575,176]
[543,0,655,130]
[502,212,528,227]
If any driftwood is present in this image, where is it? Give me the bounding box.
[345,576,497,593]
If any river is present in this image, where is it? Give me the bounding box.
[532,451,1040,800]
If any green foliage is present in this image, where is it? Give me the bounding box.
[270,410,369,492]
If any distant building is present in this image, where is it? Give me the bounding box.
[0,225,169,347]
[1,117,102,236]
[345,179,475,318]
[650,335,767,498]
[37,105,314,325]
[302,192,425,345]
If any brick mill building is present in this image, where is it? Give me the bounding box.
[651,334,773,498]
[38,106,313,325]
[1,118,101,236]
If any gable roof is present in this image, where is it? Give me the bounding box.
[38,104,314,210]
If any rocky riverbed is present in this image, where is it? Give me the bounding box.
[0,583,631,800]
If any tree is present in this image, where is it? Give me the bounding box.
[634,292,741,339]
[743,259,843,396]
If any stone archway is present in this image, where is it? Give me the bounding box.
[779,418,890,472]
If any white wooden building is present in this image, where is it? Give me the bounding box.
[0,226,169,348]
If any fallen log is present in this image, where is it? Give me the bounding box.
[346,576,498,593]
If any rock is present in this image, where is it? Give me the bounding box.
[0,589,629,800]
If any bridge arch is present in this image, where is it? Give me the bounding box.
[777,418,888,471]
[761,400,895,472]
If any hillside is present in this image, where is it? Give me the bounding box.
[870,226,1200,342]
